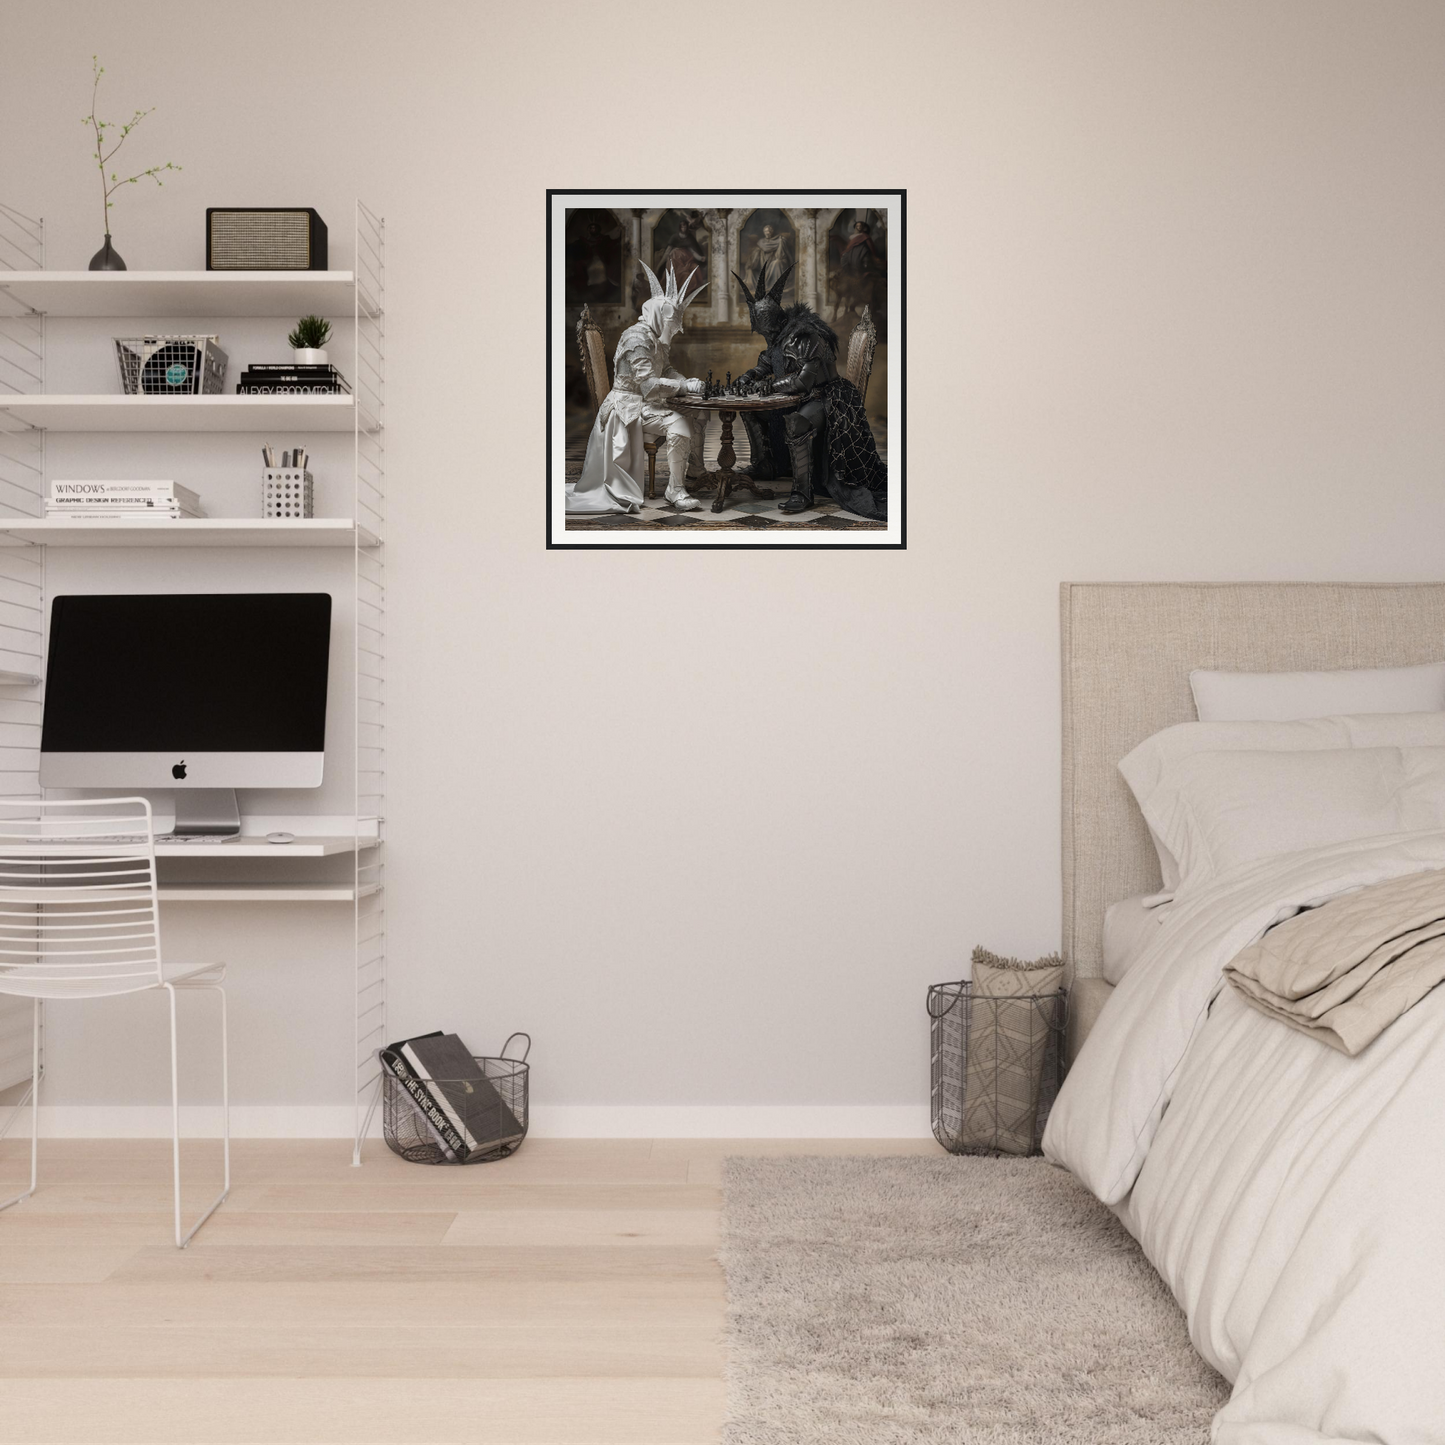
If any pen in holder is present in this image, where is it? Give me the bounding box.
[263,468,314,519]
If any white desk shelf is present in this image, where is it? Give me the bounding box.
[0,394,360,433]
[0,200,387,1164]
[154,835,363,859]
[0,270,366,319]
[158,882,380,903]
[0,518,379,549]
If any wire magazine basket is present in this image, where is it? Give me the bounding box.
[928,981,1066,1157]
[382,1033,530,1165]
[114,335,228,395]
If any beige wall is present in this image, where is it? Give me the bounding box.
[5,0,1445,1129]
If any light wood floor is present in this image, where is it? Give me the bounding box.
[0,1137,937,1444]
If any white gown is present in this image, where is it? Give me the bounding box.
[566,323,699,515]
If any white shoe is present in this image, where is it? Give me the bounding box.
[666,487,702,512]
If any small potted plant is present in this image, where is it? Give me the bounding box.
[288,315,332,365]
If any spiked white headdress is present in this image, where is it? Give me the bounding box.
[641,260,708,311]
[638,261,708,344]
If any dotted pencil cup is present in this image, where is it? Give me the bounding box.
[263,468,314,519]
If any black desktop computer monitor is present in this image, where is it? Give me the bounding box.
[40,593,332,836]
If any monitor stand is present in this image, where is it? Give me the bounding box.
[171,789,241,838]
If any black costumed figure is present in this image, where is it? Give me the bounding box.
[731,263,886,520]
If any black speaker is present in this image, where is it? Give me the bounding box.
[206,208,328,271]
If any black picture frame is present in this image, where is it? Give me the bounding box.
[547,189,906,551]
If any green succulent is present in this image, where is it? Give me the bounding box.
[288,315,331,350]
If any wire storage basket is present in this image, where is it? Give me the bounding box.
[382,1033,530,1165]
[114,335,228,395]
[928,981,1066,1157]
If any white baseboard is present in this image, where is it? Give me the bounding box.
[528,1106,933,1138]
[23,1105,370,1139]
[10,1103,933,1140]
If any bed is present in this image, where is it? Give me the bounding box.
[1046,581,1445,1444]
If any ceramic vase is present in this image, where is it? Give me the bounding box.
[88,234,126,271]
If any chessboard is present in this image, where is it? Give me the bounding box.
[668,372,801,411]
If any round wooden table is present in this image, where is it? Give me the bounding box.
[668,391,800,513]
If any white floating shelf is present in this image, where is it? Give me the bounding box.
[0,517,378,548]
[0,393,359,433]
[157,882,376,903]
[153,835,360,859]
[0,270,361,318]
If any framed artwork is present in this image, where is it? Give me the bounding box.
[547,190,905,549]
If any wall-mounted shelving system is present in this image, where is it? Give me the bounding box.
[0,201,387,1160]
[0,393,363,432]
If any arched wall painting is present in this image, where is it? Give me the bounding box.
[736,209,796,308]
[564,209,624,305]
[652,211,711,296]
[548,190,906,551]
[827,209,887,339]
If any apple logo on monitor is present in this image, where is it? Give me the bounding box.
[172,761,187,780]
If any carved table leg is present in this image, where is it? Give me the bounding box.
[711,409,775,514]
[712,410,737,513]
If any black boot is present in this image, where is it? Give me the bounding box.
[778,428,816,514]
[738,411,787,480]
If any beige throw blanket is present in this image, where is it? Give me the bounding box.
[1225,866,1445,1054]
[960,948,1065,1155]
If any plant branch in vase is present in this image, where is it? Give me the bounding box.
[83,56,181,271]
[288,315,332,365]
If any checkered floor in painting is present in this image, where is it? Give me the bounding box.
[563,412,889,532]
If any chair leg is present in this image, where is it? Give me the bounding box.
[644,441,658,501]
[0,999,40,1214]
[165,981,230,1249]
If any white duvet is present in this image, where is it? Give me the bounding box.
[1044,831,1445,1445]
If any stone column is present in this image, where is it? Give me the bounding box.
[725,209,749,322]
[703,209,726,326]
[815,209,844,319]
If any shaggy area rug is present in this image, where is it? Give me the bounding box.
[719,1156,1229,1444]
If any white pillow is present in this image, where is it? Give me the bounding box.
[1102,894,1166,985]
[1190,661,1445,722]
[1133,745,1445,899]
[1119,712,1445,893]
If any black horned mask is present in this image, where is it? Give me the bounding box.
[733,263,794,343]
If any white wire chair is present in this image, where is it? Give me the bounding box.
[0,797,229,1247]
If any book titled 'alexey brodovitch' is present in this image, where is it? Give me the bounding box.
[379,1032,525,1162]
[236,363,351,396]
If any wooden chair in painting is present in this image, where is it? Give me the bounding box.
[844,305,879,407]
[575,305,661,500]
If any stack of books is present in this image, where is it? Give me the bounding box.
[236,363,351,395]
[380,1032,526,1162]
[47,480,205,519]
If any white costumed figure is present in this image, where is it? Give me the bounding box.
[566,262,709,515]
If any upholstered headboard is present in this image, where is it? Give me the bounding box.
[1060,581,1445,980]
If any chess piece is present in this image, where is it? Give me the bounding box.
[726,371,731,391]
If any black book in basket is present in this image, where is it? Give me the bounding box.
[378,1033,462,1160]
[381,1032,529,1164]
[406,1032,523,1159]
